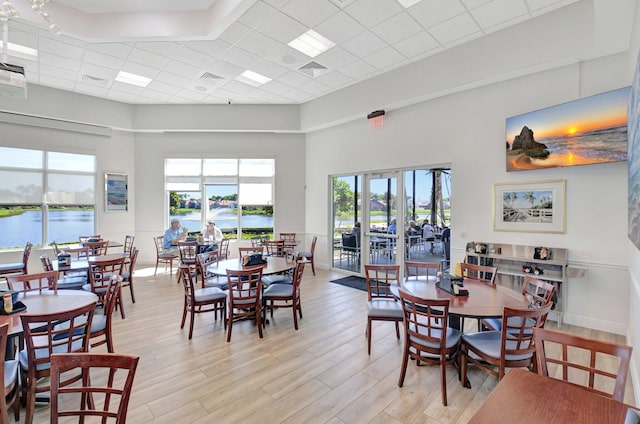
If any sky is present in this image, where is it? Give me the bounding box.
[505,86,630,141]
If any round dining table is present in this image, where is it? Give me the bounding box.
[207,256,297,277]
[0,289,98,339]
[392,278,529,330]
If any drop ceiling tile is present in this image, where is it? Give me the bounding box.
[173,47,215,69]
[75,83,109,97]
[86,43,132,59]
[106,90,140,103]
[137,94,171,104]
[221,80,256,95]
[163,60,203,79]
[342,31,386,57]
[371,11,422,44]
[7,28,38,49]
[408,0,466,28]
[471,0,528,29]
[219,47,261,70]
[277,70,313,87]
[146,80,183,95]
[111,81,145,95]
[527,0,578,13]
[207,60,245,79]
[39,52,82,71]
[250,60,289,79]
[281,88,313,102]
[208,87,237,102]
[344,0,404,27]
[83,49,125,70]
[314,11,366,44]
[218,21,253,45]
[79,63,118,81]
[430,13,480,45]
[483,14,531,33]
[282,0,340,28]
[298,79,331,95]
[134,41,183,58]
[38,30,86,48]
[121,62,160,79]
[261,79,295,95]
[38,75,77,90]
[315,70,355,88]
[313,46,357,69]
[238,1,278,29]
[257,10,308,44]
[174,88,208,101]
[154,71,193,87]
[461,0,493,8]
[247,88,277,102]
[236,31,284,58]
[267,45,311,69]
[38,64,79,82]
[393,31,440,58]
[263,0,291,9]
[364,46,405,70]
[37,38,85,60]
[338,59,377,80]
[127,48,170,69]
[186,39,232,59]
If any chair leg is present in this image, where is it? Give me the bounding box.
[256,307,263,338]
[440,355,448,406]
[129,282,136,303]
[460,344,468,388]
[310,259,315,275]
[395,321,400,339]
[367,318,372,355]
[397,344,410,387]
[180,299,188,329]
[188,309,195,339]
[226,310,233,342]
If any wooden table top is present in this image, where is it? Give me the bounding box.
[52,253,128,272]
[469,369,635,423]
[393,278,528,319]
[207,256,296,277]
[0,289,98,337]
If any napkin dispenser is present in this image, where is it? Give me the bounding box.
[57,253,71,266]
[438,273,467,295]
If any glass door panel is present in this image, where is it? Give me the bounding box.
[332,175,362,273]
[365,174,399,267]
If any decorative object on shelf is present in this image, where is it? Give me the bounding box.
[533,267,544,275]
[474,243,487,254]
[534,247,551,260]
[493,180,566,233]
[466,242,476,252]
[522,265,533,273]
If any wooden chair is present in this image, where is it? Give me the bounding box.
[460,262,497,285]
[0,323,19,423]
[460,303,552,386]
[404,261,440,282]
[20,301,96,424]
[218,238,230,260]
[177,240,198,267]
[263,239,285,256]
[0,241,32,278]
[262,261,305,330]
[279,232,296,242]
[49,352,139,424]
[482,275,556,332]
[121,247,139,303]
[7,270,58,293]
[84,239,109,256]
[153,235,178,275]
[63,245,90,259]
[197,251,227,290]
[250,236,263,248]
[40,254,87,289]
[226,266,264,342]
[90,276,121,352]
[397,289,461,406]
[238,246,263,258]
[534,327,632,402]
[364,264,403,355]
[297,235,317,275]
[84,256,126,319]
[78,234,101,244]
[123,234,135,255]
[50,240,63,256]
[179,264,227,339]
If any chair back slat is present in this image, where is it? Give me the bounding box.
[365,264,400,300]
[7,270,58,293]
[460,262,497,285]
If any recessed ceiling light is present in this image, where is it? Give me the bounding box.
[235,70,271,87]
[115,71,151,88]
[0,41,38,61]
[288,29,335,58]
[397,0,422,7]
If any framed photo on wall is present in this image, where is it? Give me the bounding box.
[493,180,565,233]
[105,173,128,212]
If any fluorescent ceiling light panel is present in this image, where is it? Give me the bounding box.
[288,29,335,58]
[0,41,38,60]
[397,0,422,7]
[235,70,271,87]
[115,71,151,87]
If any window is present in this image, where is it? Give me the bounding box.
[0,147,96,249]
[166,158,274,239]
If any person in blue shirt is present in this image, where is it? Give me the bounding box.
[388,218,397,234]
[163,218,185,253]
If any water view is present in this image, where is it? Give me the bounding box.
[0,210,94,249]
[171,208,272,233]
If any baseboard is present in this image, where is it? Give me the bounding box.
[563,312,627,335]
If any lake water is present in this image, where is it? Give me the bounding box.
[171,208,273,233]
[0,210,94,249]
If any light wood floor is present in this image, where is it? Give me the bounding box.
[25,263,634,424]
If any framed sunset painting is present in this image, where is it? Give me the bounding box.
[506,87,630,172]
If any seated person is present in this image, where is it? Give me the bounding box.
[407,220,421,235]
[388,219,397,234]
[201,220,223,252]
[163,218,186,254]
[422,219,436,253]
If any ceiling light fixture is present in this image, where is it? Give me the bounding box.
[288,29,335,58]
[397,0,422,8]
[115,71,152,88]
[235,70,271,87]
[0,0,61,35]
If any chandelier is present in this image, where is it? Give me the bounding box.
[0,0,61,35]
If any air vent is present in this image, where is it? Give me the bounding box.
[82,74,109,87]
[329,0,356,8]
[199,71,223,80]
[298,61,327,77]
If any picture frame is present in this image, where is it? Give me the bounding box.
[493,179,565,233]
[105,173,128,212]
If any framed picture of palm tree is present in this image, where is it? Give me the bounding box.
[493,180,565,233]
